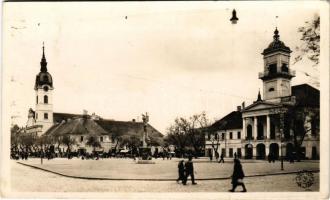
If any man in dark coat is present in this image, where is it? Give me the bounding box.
[229,159,247,192]
[176,160,185,184]
[183,156,197,185]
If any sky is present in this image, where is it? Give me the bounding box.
[3,2,321,134]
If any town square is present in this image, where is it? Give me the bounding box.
[1,1,328,198]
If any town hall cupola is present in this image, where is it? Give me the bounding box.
[34,43,54,134]
[259,28,296,102]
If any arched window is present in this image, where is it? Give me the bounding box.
[44,95,48,104]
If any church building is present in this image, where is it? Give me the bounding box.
[205,28,320,160]
[24,44,163,154]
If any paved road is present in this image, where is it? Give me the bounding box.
[10,160,319,193]
[16,157,319,179]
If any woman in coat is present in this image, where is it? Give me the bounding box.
[229,159,247,192]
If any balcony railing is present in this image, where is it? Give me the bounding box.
[259,69,296,79]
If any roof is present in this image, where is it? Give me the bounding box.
[53,112,83,123]
[95,119,163,138]
[45,117,108,137]
[209,111,242,132]
[262,28,292,55]
[51,112,163,138]
[292,84,320,107]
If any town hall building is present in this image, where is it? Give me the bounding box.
[205,28,320,160]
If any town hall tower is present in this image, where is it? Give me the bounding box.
[259,28,296,102]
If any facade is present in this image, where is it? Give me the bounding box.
[24,45,163,153]
[205,28,320,160]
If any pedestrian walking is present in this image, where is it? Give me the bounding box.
[183,156,197,185]
[209,153,213,161]
[234,152,237,159]
[215,151,219,161]
[229,159,247,192]
[268,153,272,163]
[219,152,225,163]
[176,160,185,184]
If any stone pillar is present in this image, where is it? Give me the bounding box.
[242,117,246,139]
[265,144,270,156]
[253,116,258,140]
[241,146,245,158]
[253,146,257,159]
[266,115,270,139]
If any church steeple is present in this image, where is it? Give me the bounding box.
[257,90,262,101]
[40,42,48,72]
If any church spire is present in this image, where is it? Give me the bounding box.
[257,89,262,101]
[40,42,48,72]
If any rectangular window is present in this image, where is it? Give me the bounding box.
[222,133,225,140]
[229,132,233,139]
[44,113,48,119]
[100,136,103,142]
[36,96,38,104]
[36,113,38,119]
[237,131,241,139]
[229,148,233,157]
[214,133,218,140]
[80,136,84,142]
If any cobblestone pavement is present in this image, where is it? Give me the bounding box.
[10,160,319,192]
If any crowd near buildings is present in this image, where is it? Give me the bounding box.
[11,27,319,161]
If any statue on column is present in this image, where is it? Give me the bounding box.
[141,112,149,148]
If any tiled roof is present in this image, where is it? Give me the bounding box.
[45,117,108,136]
[95,119,163,138]
[209,111,242,132]
[292,84,319,107]
[50,112,163,138]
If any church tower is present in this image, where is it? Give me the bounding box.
[259,28,295,103]
[34,44,54,134]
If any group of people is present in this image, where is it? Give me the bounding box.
[177,156,247,192]
[176,156,197,185]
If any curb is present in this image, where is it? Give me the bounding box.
[16,162,320,181]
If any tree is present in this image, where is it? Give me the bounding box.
[86,136,101,153]
[120,134,140,153]
[11,125,21,153]
[165,112,210,157]
[287,106,319,161]
[294,15,320,87]
[271,105,319,161]
[61,135,76,153]
[294,15,320,66]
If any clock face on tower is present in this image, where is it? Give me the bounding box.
[43,86,49,92]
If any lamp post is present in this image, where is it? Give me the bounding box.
[270,106,287,170]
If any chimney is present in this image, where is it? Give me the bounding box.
[132,119,136,122]
[237,106,241,112]
[242,101,245,109]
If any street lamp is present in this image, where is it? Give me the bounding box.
[270,106,287,170]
